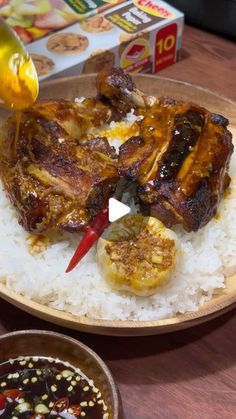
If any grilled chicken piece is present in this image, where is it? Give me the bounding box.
[119,99,233,231]
[0,68,233,235]
[97,67,156,118]
[98,69,234,231]
[0,100,118,233]
[28,98,114,140]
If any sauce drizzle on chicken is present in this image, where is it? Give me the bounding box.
[0,68,233,242]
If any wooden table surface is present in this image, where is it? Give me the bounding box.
[1,25,236,419]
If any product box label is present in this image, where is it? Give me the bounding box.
[65,0,121,14]
[106,3,165,33]
[155,22,177,71]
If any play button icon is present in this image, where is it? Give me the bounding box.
[108,197,130,222]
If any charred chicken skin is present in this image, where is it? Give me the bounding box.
[98,68,233,231]
[0,68,233,234]
[0,99,118,233]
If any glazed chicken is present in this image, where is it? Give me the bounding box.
[0,68,233,234]
[98,68,233,231]
[0,99,119,232]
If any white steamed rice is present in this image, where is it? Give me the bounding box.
[0,115,235,321]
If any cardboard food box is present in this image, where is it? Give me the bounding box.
[1,1,184,79]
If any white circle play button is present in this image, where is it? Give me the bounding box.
[108,197,130,222]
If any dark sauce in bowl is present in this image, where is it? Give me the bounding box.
[0,356,108,418]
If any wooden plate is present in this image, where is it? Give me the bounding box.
[0,74,235,336]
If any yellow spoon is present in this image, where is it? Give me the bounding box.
[0,19,38,111]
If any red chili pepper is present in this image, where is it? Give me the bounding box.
[0,394,6,409]
[65,205,109,273]
[3,389,24,401]
[68,405,82,416]
[54,397,69,413]
[65,178,130,273]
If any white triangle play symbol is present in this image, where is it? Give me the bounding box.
[108,198,130,222]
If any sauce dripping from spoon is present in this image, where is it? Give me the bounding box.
[0,18,39,153]
[0,19,38,111]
